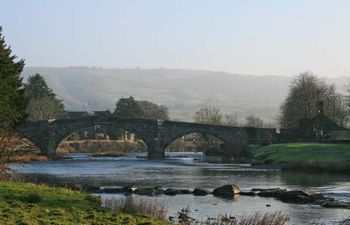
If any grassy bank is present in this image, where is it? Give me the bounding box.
[0,181,169,225]
[253,143,350,173]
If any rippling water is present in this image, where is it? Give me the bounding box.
[9,152,350,225]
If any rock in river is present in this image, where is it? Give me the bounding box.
[164,189,181,196]
[193,188,209,196]
[134,188,161,196]
[322,200,350,209]
[163,188,191,195]
[213,185,240,198]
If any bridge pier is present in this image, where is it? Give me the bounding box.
[147,141,165,158]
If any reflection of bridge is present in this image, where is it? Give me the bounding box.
[16,115,277,158]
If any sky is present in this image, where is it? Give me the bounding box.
[1,0,350,77]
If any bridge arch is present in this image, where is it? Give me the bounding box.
[16,116,160,158]
[55,122,149,154]
[162,130,227,152]
[159,121,247,153]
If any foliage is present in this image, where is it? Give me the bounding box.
[253,142,350,163]
[218,141,251,159]
[0,26,27,128]
[24,73,66,121]
[114,96,169,120]
[137,100,169,120]
[24,73,55,99]
[0,181,170,225]
[114,96,144,118]
[279,71,349,128]
[245,116,264,128]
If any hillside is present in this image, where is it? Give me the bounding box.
[21,67,349,123]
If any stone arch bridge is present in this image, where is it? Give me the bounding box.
[16,115,277,158]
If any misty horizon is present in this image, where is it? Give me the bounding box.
[2,0,350,78]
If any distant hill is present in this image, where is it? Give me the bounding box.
[21,67,349,123]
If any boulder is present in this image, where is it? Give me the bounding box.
[277,190,314,203]
[179,189,192,194]
[240,191,260,196]
[213,185,240,198]
[134,188,161,196]
[192,188,209,196]
[322,200,350,209]
[252,188,286,192]
[164,189,181,196]
[120,185,137,194]
[100,186,123,193]
[257,189,286,198]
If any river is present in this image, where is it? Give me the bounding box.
[9,152,350,225]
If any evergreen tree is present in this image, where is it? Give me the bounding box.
[113,96,144,118]
[24,73,55,99]
[25,73,66,121]
[0,27,27,128]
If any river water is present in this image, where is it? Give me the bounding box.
[9,152,350,225]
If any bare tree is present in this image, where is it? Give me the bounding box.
[245,116,264,128]
[224,113,239,126]
[193,106,224,153]
[194,106,223,125]
[279,71,349,128]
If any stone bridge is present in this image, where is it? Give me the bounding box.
[16,115,278,158]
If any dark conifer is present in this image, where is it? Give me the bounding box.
[0,26,27,127]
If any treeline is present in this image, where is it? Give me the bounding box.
[279,71,350,129]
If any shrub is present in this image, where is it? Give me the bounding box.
[103,197,167,220]
[194,212,289,225]
[218,141,250,160]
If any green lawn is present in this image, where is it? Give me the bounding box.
[253,142,350,163]
[0,181,169,225]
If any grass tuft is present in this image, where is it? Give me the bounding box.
[104,197,167,220]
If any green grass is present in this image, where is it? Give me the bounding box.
[253,142,350,163]
[0,181,170,225]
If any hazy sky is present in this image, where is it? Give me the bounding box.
[1,0,350,77]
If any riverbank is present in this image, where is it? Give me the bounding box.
[0,181,169,225]
[253,142,350,173]
[57,139,145,154]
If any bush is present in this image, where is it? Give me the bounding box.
[103,197,167,220]
[215,141,251,160]
[0,128,24,180]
